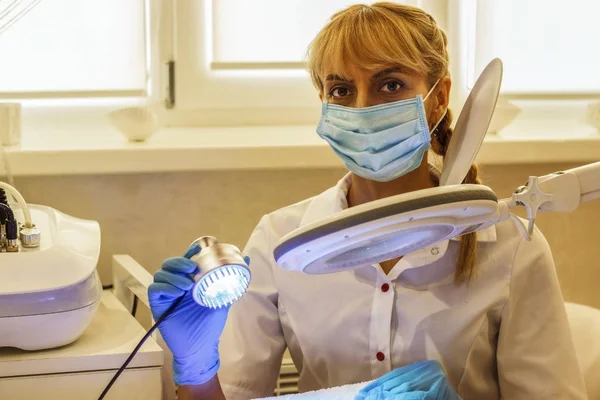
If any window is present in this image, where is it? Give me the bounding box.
[169,0,599,135]
[170,0,444,125]
[6,0,597,137]
[451,0,599,138]
[469,0,600,95]
[0,0,148,99]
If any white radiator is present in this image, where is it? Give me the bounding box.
[273,356,299,396]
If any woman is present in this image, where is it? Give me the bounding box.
[149,3,587,399]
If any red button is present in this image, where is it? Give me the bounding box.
[381,283,390,292]
[376,352,385,361]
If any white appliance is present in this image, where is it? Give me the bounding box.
[0,203,102,351]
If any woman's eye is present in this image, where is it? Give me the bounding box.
[330,87,351,98]
[380,81,404,93]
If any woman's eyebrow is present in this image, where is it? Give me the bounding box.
[371,67,406,80]
[325,74,353,83]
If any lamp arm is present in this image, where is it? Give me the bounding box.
[499,161,600,240]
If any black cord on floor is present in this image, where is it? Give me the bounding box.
[97,295,185,400]
[102,284,114,290]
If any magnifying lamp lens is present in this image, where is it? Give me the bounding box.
[192,264,250,309]
[330,226,451,264]
[302,225,454,274]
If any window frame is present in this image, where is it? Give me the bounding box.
[8,0,160,127]
[165,0,450,127]
[12,0,599,139]
[0,0,152,102]
[448,0,599,139]
[168,0,322,125]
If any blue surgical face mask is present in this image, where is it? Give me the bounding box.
[316,81,445,182]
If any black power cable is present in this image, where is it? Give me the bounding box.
[97,295,185,400]
[131,295,138,317]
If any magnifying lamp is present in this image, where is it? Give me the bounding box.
[273,58,600,274]
[274,163,600,274]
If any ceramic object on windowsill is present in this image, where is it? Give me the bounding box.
[486,99,522,134]
[107,106,160,142]
[588,102,600,133]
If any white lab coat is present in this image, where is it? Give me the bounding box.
[218,173,587,399]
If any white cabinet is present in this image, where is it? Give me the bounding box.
[0,291,163,400]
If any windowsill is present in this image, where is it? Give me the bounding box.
[4,124,600,176]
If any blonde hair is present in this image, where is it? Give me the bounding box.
[307,2,481,283]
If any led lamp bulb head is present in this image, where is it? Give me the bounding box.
[189,236,251,309]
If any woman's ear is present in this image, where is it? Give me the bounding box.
[436,76,451,116]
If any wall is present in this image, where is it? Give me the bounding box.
[12,162,600,309]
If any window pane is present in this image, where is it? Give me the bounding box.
[0,0,147,94]
[472,0,600,94]
[212,0,418,64]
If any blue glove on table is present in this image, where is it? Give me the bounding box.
[355,360,462,400]
[148,244,250,386]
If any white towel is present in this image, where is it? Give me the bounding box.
[256,381,372,400]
